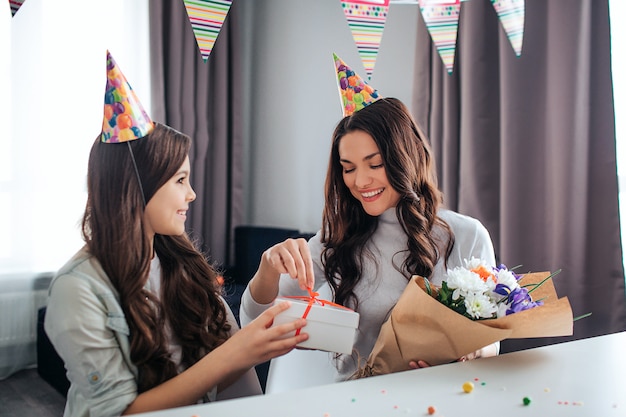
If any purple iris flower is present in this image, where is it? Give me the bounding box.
[494,284,543,316]
[494,283,512,297]
[505,287,543,315]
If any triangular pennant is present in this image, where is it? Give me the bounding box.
[9,0,25,17]
[340,0,390,79]
[491,0,525,56]
[183,0,232,63]
[418,0,461,74]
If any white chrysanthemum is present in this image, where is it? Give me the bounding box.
[483,276,498,292]
[464,257,488,270]
[447,268,489,300]
[464,292,498,319]
[495,269,519,289]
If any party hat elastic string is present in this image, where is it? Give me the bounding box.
[126,142,147,207]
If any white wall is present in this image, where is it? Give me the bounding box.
[240,0,419,233]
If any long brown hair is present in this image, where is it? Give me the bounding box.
[82,123,230,392]
[321,98,454,310]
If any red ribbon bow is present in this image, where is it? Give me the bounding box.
[285,287,351,336]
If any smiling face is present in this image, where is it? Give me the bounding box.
[338,130,401,216]
[143,155,196,239]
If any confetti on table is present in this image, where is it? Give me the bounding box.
[462,381,474,393]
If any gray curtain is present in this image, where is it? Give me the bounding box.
[149,0,244,267]
[412,0,626,351]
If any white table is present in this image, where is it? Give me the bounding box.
[136,331,625,417]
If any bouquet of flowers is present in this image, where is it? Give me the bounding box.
[425,257,546,320]
[353,258,574,378]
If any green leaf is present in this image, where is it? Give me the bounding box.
[573,312,592,321]
[422,277,433,296]
[525,269,562,294]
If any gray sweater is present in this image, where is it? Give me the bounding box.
[240,208,496,381]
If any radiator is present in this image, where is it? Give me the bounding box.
[0,273,52,379]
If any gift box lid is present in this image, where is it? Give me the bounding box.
[275,297,360,328]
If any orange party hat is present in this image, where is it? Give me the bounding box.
[333,53,381,117]
[101,51,154,143]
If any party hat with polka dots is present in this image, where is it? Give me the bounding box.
[333,53,381,117]
[100,50,154,143]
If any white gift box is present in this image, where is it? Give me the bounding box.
[273,297,360,355]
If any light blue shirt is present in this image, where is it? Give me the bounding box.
[45,248,139,417]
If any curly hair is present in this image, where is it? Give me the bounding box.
[82,123,230,392]
[321,98,454,310]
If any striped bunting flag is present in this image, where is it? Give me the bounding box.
[418,0,461,74]
[491,0,525,56]
[183,0,233,63]
[9,0,25,17]
[341,0,390,79]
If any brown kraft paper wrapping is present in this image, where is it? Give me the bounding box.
[355,272,573,378]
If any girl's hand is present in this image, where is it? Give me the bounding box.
[226,301,308,370]
[262,238,315,290]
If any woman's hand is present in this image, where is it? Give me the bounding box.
[461,343,499,361]
[248,238,314,305]
[458,343,500,362]
[457,351,479,362]
[408,360,430,369]
[261,238,315,290]
[409,342,499,368]
[226,300,308,370]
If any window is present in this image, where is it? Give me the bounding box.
[1,0,150,275]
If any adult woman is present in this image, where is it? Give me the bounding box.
[45,123,308,416]
[240,97,497,381]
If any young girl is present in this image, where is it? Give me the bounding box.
[45,53,307,417]
[240,97,498,381]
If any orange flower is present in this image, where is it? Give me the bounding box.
[471,265,496,283]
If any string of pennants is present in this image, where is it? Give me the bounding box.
[7,0,524,75]
[341,0,525,76]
